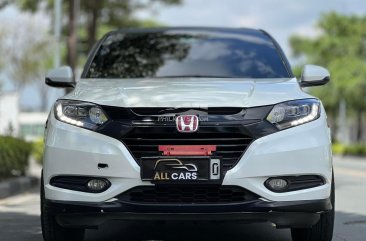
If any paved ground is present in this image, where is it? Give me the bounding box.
[1,156,366,241]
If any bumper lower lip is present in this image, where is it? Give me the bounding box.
[57,212,321,229]
[46,198,332,229]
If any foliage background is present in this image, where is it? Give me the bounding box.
[290,12,366,143]
[0,136,32,178]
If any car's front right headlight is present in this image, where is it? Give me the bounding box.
[54,100,108,130]
[266,99,320,130]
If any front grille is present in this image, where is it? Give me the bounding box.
[118,186,259,204]
[122,132,253,171]
[100,106,260,171]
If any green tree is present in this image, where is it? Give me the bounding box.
[0,0,10,9]
[0,15,54,110]
[0,7,8,76]
[8,38,52,89]
[290,12,366,142]
[16,0,182,76]
[0,25,4,74]
[81,0,181,51]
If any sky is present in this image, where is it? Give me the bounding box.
[1,0,366,111]
[143,0,366,55]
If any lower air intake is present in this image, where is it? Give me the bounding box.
[117,185,259,204]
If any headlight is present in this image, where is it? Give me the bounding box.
[266,99,320,130]
[54,100,108,130]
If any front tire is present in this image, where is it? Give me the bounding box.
[291,173,335,241]
[41,173,85,241]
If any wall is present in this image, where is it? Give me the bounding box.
[0,92,19,136]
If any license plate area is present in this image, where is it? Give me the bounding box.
[141,156,222,184]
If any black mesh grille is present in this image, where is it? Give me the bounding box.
[100,106,260,171]
[122,132,253,171]
[118,185,258,204]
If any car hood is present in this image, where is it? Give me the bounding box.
[65,77,312,108]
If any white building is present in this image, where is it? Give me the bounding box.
[0,92,19,136]
[0,91,48,140]
[19,112,48,141]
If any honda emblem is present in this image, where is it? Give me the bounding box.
[176,115,199,133]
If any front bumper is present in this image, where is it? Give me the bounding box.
[43,107,332,203]
[47,198,332,229]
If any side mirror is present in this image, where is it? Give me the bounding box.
[45,66,75,88]
[300,65,330,87]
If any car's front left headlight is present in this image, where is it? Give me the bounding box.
[54,100,108,130]
[266,99,320,130]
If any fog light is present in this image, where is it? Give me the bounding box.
[87,179,108,192]
[265,178,288,192]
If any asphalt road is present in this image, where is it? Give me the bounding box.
[1,156,366,241]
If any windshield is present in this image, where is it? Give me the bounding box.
[85,29,291,79]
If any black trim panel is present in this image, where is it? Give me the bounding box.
[300,76,330,87]
[56,212,320,229]
[46,198,332,215]
[46,198,332,228]
[265,175,325,193]
[45,78,76,88]
[50,176,111,193]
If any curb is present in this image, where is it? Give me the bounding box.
[0,176,39,199]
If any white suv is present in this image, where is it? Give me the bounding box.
[41,27,334,241]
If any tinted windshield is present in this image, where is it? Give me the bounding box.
[85,29,290,79]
